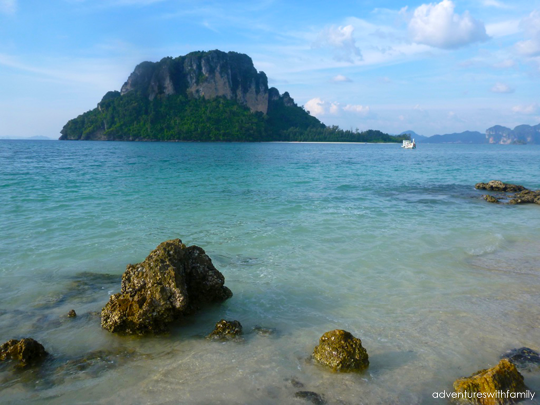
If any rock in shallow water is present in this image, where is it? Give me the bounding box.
[453,359,527,405]
[501,347,540,372]
[101,239,232,335]
[0,338,48,368]
[475,181,525,193]
[483,195,500,203]
[207,319,243,340]
[294,391,326,405]
[312,329,369,372]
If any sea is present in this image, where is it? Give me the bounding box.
[1,140,539,404]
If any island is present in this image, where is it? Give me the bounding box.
[59,50,408,143]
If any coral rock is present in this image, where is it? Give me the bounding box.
[475,181,525,192]
[453,359,527,405]
[312,329,369,372]
[0,338,48,367]
[207,319,243,340]
[101,239,232,335]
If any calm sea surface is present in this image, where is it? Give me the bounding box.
[1,140,540,404]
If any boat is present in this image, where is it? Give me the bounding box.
[402,139,416,149]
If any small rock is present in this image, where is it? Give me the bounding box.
[453,359,527,405]
[289,378,304,388]
[295,391,326,405]
[207,319,243,340]
[501,347,540,372]
[253,325,276,336]
[483,195,499,203]
[312,329,369,372]
[0,338,48,367]
[67,309,77,318]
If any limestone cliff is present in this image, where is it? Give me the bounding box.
[120,50,269,114]
[486,124,540,144]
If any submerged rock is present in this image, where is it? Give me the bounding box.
[312,329,369,372]
[501,347,540,372]
[67,309,77,318]
[0,338,48,367]
[207,319,243,340]
[475,181,525,193]
[294,391,326,405]
[101,239,232,334]
[483,195,500,203]
[453,359,527,405]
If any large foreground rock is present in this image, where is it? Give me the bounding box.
[0,338,48,367]
[101,239,232,334]
[312,329,369,372]
[453,359,527,404]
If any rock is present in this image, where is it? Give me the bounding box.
[453,359,527,405]
[475,181,525,192]
[207,319,243,340]
[312,329,369,372]
[294,391,326,405]
[483,195,499,203]
[101,239,232,335]
[501,347,540,372]
[67,309,77,318]
[253,325,276,336]
[509,189,540,205]
[289,377,304,388]
[0,338,48,367]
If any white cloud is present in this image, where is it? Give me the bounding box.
[515,10,540,57]
[485,20,520,38]
[343,104,370,115]
[305,98,369,117]
[314,25,363,62]
[0,0,16,14]
[332,74,352,83]
[305,98,326,117]
[511,104,539,114]
[491,82,514,93]
[481,0,511,9]
[493,59,516,68]
[408,0,489,49]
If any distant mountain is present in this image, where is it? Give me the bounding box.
[399,130,429,142]
[486,124,540,144]
[421,131,485,144]
[401,124,540,144]
[0,135,53,140]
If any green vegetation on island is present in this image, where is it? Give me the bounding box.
[60,50,407,143]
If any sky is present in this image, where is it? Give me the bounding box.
[1,0,539,138]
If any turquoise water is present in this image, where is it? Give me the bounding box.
[1,140,540,404]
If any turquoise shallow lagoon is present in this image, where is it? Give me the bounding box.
[1,141,540,404]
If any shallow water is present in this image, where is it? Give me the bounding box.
[1,141,540,404]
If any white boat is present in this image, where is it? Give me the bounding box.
[402,139,416,149]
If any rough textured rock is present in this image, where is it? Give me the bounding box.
[207,319,243,340]
[509,189,540,205]
[120,50,269,113]
[475,181,525,192]
[453,359,527,405]
[483,195,499,203]
[312,329,369,372]
[0,338,48,367]
[501,347,540,372]
[67,309,77,318]
[101,239,232,335]
[294,391,326,405]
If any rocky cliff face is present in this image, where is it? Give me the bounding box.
[486,124,540,144]
[120,50,270,114]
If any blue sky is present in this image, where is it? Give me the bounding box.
[1,0,539,138]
